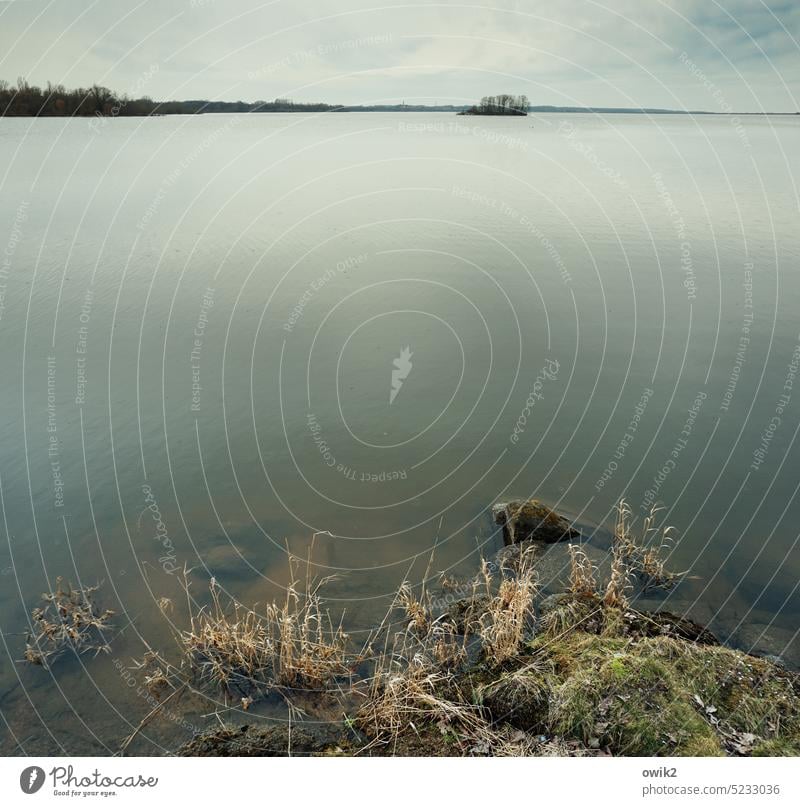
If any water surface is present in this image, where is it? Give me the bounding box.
[0,111,798,753]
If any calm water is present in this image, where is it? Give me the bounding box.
[0,112,798,753]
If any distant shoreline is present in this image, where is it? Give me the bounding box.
[1,80,797,118]
[3,106,797,118]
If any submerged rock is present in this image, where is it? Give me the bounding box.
[492,500,580,545]
[178,723,343,757]
[728,623,800,668]
[202,544,255,579]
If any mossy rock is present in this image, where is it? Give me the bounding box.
[493,500,580,545]
[641,638,800,741]
[536,630,800,756]
[620,610,719,645]
[445,595,491,634]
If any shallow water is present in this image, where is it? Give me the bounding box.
[0,111,798,753]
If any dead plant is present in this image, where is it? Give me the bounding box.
[613,499,679,591]
[602,545,631,610]
[23,578,114,666]
[355,635,487,750]
[398,583,430,637]
[567,544,599,599]
[476,544,538,665]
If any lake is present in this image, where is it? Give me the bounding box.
[0,111,798,753]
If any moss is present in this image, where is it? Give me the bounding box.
[601,607,626,638]
[638,638,800,745]
[548,643,718,756]
[607,656,629,680]
[388,613,800,757]
[175,610,800,756]
[678,735,724,756]
[751,738,800,757]
[539,597,603,639]
[524,627,798,756]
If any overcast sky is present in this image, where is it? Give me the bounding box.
[1,0,797,111]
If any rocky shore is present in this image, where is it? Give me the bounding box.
[167,500,800,757]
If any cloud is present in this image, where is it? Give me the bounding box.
[0,0,796,111]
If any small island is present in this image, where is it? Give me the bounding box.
[459,94,529,116]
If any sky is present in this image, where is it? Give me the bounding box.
[0,0,798,111]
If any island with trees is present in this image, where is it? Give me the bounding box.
[459,94,529,116]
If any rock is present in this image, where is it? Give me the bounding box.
[727,623,800,668]
[494,538,610,596]
[538,592,573,616]
[177,723,343,756]
[492,500,580,545]
[534,542,610,594]
[626,609,718,645]
[494,542,524,571]
[444,595,490,633]
[202,544,254,579]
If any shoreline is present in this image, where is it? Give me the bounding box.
[134,501,800,756]
[13,499,800,757]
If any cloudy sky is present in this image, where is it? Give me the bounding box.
[1,0,798,111]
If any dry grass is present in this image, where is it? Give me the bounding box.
[568,544,598,599]
[185,574,356,696]
[398,584,430,637]
[355,545,539,750]
[475,545,538,665]
[614,499,678,591]
[136,552,365,710]
[602,545,630,609]
[598,499,680,608]
[23,578,114,666]
[356,649,486,749]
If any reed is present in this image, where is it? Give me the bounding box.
[567,544,599,599]
[136,554,363,710]
[475,545,538,665]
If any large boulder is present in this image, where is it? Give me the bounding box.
[492,500,580,545]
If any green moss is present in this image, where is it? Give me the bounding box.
[548,643,718,756]
[637,638,800,745]
[678,735,724,756]
[751,738,800,757]
[509,625,799,757]
[607,656,629,680]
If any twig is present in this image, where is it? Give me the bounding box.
[119,683,187,755]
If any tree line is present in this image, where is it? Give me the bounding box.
[0,78,339,117]
[1,78,533,117]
